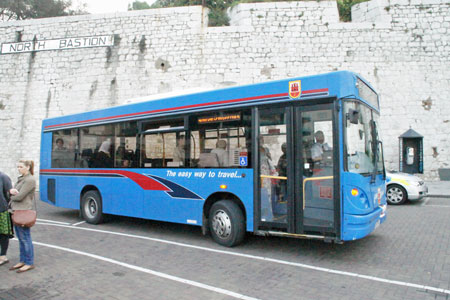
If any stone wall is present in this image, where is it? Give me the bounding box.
[0,0,448,181]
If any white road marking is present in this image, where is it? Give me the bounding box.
[26,240,260,300]
[423,205,450,208]
[35,222,450,296]
[36,218,71,225]
[72,221,86,226]
[421,198,431,206]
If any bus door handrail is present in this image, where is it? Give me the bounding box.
[143,126,185,134]
[302,176,334,209]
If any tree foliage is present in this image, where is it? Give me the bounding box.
[150,0,232,26]
[128,1,151,11]
[337,0,367,22]
[0,0,87,21]
[148,0,368,26]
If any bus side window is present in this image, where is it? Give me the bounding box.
[189,109,251,168]
[51,130,78,168]
[80,124,115,169]
[114,122,138,168]
[141,132,186,168]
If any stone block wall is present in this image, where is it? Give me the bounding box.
[0,0,448,181]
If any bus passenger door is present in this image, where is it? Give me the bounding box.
[257,105,339,237]
[297,106,338,236]
[257,107,291,231]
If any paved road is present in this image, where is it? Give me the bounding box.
[1,197,449,300]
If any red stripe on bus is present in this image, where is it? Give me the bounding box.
[44,89,328,129]
[302,88,328,94]
[40,169,170,191]
[44,93,287,129]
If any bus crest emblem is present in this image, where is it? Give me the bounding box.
[289,80,301,99]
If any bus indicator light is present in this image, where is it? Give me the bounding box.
[351,188,359,196]
[220,185,227,189]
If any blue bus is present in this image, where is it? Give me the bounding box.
[40,71,387,247]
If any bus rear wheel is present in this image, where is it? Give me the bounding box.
[209,200,245,247]
[81,190,104,224]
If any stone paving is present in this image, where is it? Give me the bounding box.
[0,196,449,300]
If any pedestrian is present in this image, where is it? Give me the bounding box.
[9,159,36,273]
[0,170,13,266]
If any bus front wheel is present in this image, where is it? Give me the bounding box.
[81,190,104,224]
[209,200,245,247]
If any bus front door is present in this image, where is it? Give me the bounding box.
[257,104,339,238]
[297,106,338,237]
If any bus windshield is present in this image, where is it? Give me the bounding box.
[345,101,384,175]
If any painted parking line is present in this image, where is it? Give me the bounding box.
[35,221,450,296]
[28,240,259,300]
[36,218,71,225]
[421,198,431,206]
[421,198,450,208]
[72,221,86,226]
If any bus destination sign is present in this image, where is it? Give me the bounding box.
[198,114,241,124]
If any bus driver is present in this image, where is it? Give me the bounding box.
[311,131,332,163]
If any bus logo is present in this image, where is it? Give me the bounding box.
[289,80,301,99]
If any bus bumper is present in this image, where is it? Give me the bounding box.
[342,205,386,241]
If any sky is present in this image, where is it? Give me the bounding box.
[72,0,154,15]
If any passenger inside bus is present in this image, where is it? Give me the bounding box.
[115,146,134,168]
[276,142,287,201]
[173,137,186,166]
[54,138,67,151]
[259,137,276,221]
[93,140,113,168]
[211,140,228,167]
[52,138,78,168]
[80,149,93,168]
[122,159,131,168]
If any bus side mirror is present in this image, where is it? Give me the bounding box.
[347,109,359,124]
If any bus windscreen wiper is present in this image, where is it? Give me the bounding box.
[370,120,379,184]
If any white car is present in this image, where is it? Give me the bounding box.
[386,171,428,205]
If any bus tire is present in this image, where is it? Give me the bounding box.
[386,184,407,205]
[81,190,104,224]
[209,200,245,247]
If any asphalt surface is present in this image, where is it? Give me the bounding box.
[0,196,449,300]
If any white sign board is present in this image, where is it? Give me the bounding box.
[1,35,114,54]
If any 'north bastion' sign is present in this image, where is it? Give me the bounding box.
[1,35,114,54]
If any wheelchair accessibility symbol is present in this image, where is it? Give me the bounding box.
[239,157,248,166]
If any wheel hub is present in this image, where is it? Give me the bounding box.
[212,210,231,238]
[387,187,403,203]
[85,197,97,218]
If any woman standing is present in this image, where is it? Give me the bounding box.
[9,159,36,273]
[0,170,13,266]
